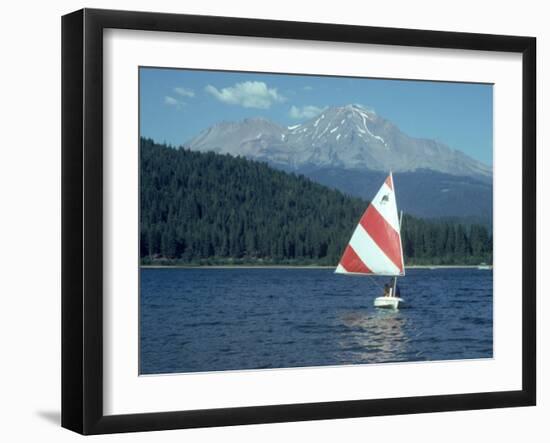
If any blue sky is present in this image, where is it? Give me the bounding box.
[140,67,493,166]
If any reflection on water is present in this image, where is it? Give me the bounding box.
[140,268,492,374]
[339,310,410,363]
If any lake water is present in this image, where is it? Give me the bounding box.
[140,268,492,374]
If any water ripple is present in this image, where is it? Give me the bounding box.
[140,268,493,374]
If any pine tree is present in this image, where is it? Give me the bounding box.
[139,138,492,266]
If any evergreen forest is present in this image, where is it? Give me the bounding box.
[140,138,492,266]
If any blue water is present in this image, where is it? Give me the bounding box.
[140,268,492,374]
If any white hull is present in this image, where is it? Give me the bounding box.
[374,296,404,309]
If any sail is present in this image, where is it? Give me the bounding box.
[335,173,405,276]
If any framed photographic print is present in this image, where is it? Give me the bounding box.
[61,8,536,435]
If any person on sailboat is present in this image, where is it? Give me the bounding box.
[384,279,401,298]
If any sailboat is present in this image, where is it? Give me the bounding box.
[335,172,406,309]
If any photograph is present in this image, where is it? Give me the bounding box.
[139,67,494,375]
[0,0,544,440]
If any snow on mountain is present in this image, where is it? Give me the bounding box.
[186,104,492,179]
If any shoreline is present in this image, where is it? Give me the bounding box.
[141,264,492,270]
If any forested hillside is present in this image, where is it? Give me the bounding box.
[140,138,492,266]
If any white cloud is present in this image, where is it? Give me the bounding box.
[164,96,187,109]
[303,86,313,91]
[205,81,285,109]
[174,87,195,98]
[289,105,327,120]
[164,96,179,106]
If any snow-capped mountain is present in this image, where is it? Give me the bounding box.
[187,104,492,179]
[186,104,492,219]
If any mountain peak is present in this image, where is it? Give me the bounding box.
[320,104,377,119]
[289,103,388,154]
[187,104,491,179]
[339,103,375,113]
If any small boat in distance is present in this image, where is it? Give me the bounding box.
[335,173,406,309]
[477,263,492,270]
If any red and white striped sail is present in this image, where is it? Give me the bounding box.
[335,173,405,276]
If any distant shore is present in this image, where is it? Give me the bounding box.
[141,264,492,270]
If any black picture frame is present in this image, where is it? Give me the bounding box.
[62,8,536,435]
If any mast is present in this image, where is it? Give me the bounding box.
[391,210,404,298]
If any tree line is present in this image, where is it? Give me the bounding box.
[140,138,492,266]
